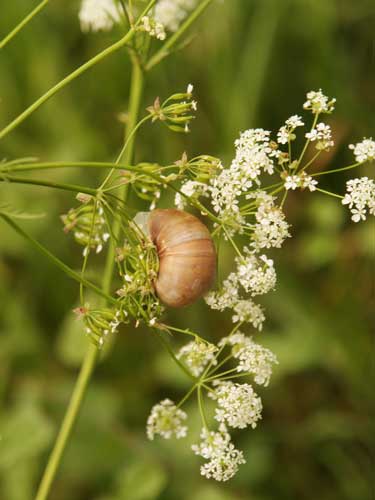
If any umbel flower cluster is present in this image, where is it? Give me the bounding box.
[78,0,199,35]
[56,84,374,480]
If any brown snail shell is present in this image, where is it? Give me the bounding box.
[149,209,216,308]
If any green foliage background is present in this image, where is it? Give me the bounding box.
[0,1,374,499]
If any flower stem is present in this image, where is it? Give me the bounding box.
[0,0,49,50]
[101,57,144,296]
[34,344,99,500]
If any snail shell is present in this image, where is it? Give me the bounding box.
[149,209,216,308]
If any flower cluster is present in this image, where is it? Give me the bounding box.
[284,172,318,192]
[192,425,246,482]
[139,16,166,40]
[154,0,199,32]
[219,332,278,386]
[277,115,304,144]
[303,89,336,114]
[210,381,262,429]
[305,122,334,151]
[79,0,121,32]
[177,339,218,377]
[349,138,375,164]
[209,129,278,227]
[147,333,277,480]
[147,399,188,440]
[342,177,375,222]
[61,194,110,256]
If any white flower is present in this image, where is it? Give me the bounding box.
[219,332,278,386]
[236,253,276,296]
[146,399,188,440]
[175,180,209,210]
[305,122,334,150]
[277,126,289,145]
[209,129,278,229]
[210,381,262,429]
[177,340,218,377]
[205,272,239,311]
[285,115,304,128]
[79,0,121,32]
[277,115,304,144]
[284,173,318,192]
[192,424,246,481]
[140,16,166,40]
[251,196,290,250]
[349,138,375,163]
[232,299,265,330]
[154,0,198,32]
[342,177,375,222]
[303,89,336,114]
[284,175,300,190]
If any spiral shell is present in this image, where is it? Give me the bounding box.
[149,209,216,308]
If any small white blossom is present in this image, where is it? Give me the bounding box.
[236,252,276,296]
[277,115,304,144]
[140,16,166,40]
[209,129,278,229]
[305,122,334,150]
[303,89,336,114]
[349,138,375,163]
[284,175,300,190]
[219,332,278,386]
[154,0,198,32]
[79,0,121,32]
[251,196,290,250]
[342,177,375,222]
[284,173,318,192]
[147,399,188,440]
[175,180,209,210]
[205,272,239,311]
[285,115,304,128]
[192,424,246,481]
[277,126,289,145]
[232,299,265,330]
[177,340,218,377]
[210,381,262,429]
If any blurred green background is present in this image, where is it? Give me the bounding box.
[0,1,374,499]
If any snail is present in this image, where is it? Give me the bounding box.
[148,209,216,308]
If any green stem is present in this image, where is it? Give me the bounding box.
[0,214,116,304]
[145,0,214,70]
[0,0,49,50]
[316,188,343,199]
[296,114,319,168]
[101,59,144,296]
[34,344,99,500]
[311,162,361,177]
[1,174,97,196]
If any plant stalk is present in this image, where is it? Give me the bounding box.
[35,344,99,500]
[34,57,145,500]
[0,0,49,50]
